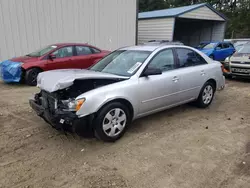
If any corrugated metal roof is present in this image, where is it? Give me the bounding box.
[138,3,226,20]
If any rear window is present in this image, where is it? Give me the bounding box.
[91,47,101,53]
[176,48,207,68]
[76,46,92,55]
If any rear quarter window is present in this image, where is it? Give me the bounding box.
[91,47,101,53]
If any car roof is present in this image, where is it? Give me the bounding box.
[51,43,91,47]
[200,41,219,44]
[120,44,191,52]
[50,43,101,50]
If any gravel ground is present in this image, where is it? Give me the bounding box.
[0,79,249,188]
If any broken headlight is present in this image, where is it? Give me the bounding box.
[61,98,85,111]
[61,99,77,111]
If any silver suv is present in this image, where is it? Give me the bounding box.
[30,44,225,142]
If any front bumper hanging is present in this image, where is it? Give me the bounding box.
[29,99,78,130]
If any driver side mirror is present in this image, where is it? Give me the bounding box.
[49,54,56,60]
[142,67,162,77]
[215,47,221,50]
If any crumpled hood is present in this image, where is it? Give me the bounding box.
[37,69,128,92]
[10,56,39,63]
[200,49,214,55]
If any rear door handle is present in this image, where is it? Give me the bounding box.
[201,70,205,76]
[172,76,179,82]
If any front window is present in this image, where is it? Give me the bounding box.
[90,50,151,76]
[27,45,57,57]
[202,43,217,49]
[148,49,175,72]
[238,43,250,53]
[52,46,73,58]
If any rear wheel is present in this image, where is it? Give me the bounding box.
[195,81,215,108]
[93,102,130,142]
[25,68,41,86]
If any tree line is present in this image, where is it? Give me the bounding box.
[139,0,250,38]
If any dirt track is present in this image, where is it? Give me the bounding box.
[0,79,250,188]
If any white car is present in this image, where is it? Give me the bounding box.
[223,42,250,78]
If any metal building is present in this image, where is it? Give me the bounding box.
[138,3,227,46]
[0,0,137,61]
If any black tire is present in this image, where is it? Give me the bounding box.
[195,81,216,108]
[93,102,131,142]
[209,54,214,60]
[25,68,41,86]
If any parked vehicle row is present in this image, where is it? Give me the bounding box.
[0,43,110,85]
[29,43,225,142]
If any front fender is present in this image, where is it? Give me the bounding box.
[75,80,139,118]
[76,93,135,118]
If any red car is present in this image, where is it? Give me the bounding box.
[10,43,110,85]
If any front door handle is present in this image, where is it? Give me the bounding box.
[172,76,179,82]
[201,70,205,76]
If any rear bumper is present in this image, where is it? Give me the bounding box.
[29,99,86,130]
[217,75,225,90]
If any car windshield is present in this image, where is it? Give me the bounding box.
[238,43,250,53]
[90,50,151,76]
[202,43,217,49]
[197,43,208,48]
[27,45,57,57]
[235,45,244,52]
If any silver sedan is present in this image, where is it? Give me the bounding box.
[30,44,225,142]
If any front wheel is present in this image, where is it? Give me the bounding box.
[25,68,41,86]
[195,82,215,108]
[93,102,130,142]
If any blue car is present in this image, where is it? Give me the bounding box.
[199,42,235,61]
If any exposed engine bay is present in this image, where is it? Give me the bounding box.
[57,78,123,99]
[34,78,125,113]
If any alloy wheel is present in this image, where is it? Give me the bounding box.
[202,85,213,104]
[102,108,127,137]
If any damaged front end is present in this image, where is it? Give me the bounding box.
[29,78,125,132]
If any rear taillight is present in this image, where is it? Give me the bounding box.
[221,64,229,73]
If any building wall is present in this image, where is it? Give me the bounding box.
[211,22,226,41]
[0,0,137,61]
[138,18,175,44]
[200,23,213,42]
[179,6,224,21]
